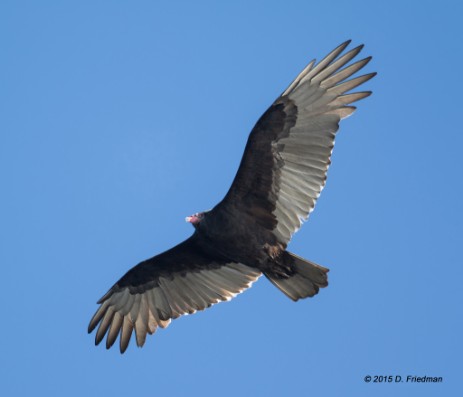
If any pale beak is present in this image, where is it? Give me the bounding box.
[185,216,192,223]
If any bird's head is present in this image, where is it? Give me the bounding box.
[185,212,205,228]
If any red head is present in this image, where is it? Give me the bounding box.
[185,212,204,227]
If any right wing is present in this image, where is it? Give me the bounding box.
[88,235,261,353]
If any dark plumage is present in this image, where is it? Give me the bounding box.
[89,40,376,353]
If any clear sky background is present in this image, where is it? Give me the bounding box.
[1,1,461,396]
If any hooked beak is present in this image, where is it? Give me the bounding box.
[185,216,193,223]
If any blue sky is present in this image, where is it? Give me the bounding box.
[1,1,461,396]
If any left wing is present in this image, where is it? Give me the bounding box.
[215,41,375,245]
[88,235,261,353]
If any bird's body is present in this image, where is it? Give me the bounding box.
[89,41,375,353]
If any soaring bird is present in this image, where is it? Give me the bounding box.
[89,40,375,353]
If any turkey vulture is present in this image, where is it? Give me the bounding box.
[89,40,375,353]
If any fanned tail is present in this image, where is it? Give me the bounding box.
[264,252,329,301]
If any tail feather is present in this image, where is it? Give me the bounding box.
[265,252,329,301]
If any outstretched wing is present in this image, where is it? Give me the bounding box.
[88,235,261,353]
[216,41,375,245]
